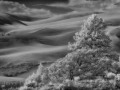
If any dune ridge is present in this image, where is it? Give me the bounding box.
[0,2,120,81]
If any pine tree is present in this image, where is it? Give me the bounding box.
[21,14,120,90]
[48,14,119,83]
[19,63,49,90]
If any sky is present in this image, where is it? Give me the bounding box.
[2,0,93,7]
[4,0,69,5]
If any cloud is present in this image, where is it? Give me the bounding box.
[68,0,118,11]
[0,1,53,18]
[68,0,87,6]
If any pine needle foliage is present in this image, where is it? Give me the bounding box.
[19,63,49,90]
[48,14,119,82]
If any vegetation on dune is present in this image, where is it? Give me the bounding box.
[0,80,23,90]
[0,62,39,77]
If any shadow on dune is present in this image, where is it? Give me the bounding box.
[0,26,79,48]
[105,18,120,26]
[6,13,39,22]
[0,13,27,26]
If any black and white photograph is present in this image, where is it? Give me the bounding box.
[0,0,120,90]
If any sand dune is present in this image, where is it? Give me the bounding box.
[26,11,102,25]
[0,13,27,25]
[31,4,73,14]
[0,11,81,77]
[0,3,120,80]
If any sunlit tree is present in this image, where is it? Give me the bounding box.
[20,14,120,90]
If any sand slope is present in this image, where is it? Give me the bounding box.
[0,3,120,80]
